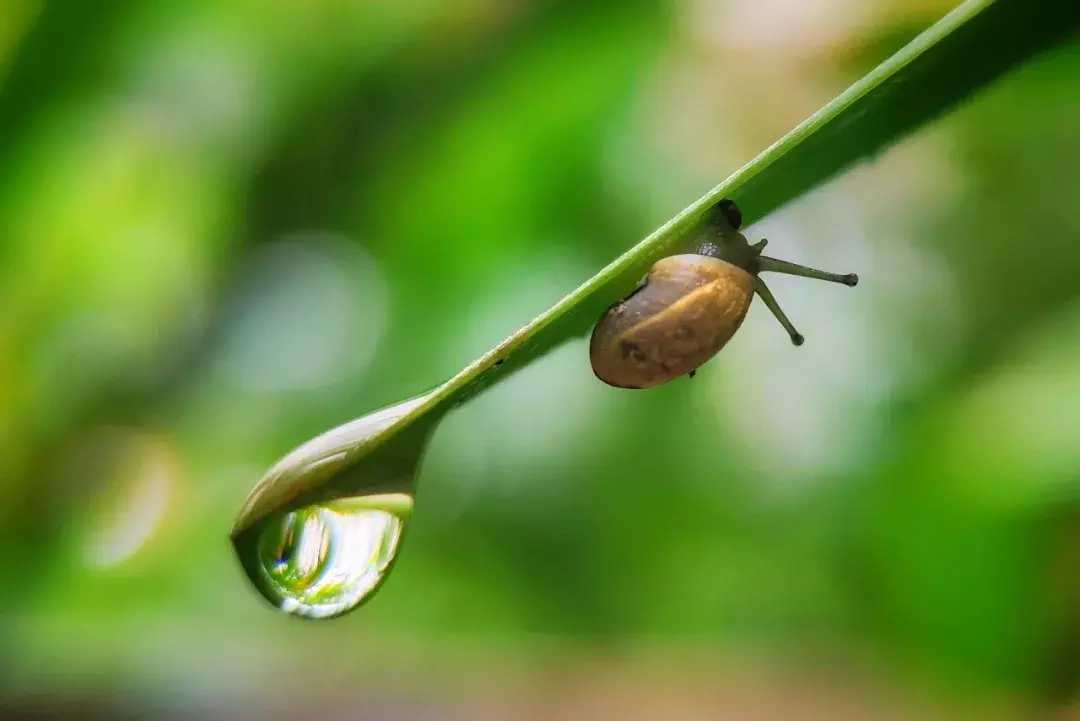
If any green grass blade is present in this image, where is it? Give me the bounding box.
[436,0,1080,411]
[233,0,1080,536]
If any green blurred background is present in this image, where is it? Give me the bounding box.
[3,0,1080,718]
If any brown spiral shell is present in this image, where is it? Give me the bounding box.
[589,254,754,389]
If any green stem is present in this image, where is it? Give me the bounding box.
[232,0,1080,534]
[408,0,1080,419]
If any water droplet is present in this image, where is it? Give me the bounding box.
[231,394,440,618]
[251,493,412,618]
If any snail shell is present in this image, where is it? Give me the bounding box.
[589,254,754,389]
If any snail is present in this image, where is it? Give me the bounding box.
[590,200,857,389]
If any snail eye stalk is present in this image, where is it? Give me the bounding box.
[757,256,858,286]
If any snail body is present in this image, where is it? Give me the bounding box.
[590,200,857,389]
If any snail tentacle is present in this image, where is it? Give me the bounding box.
[753,276,804,346]
[757,256,858,286]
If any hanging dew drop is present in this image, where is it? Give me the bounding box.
[231,394,438,619]
[251,493,412,618]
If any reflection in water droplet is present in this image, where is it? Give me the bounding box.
[251,493,412,618]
